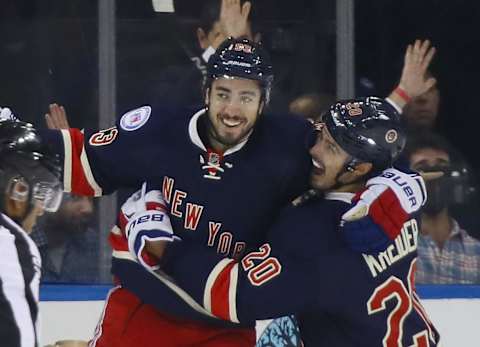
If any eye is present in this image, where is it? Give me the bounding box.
[216,92,229,100]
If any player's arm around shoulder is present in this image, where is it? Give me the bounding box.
[341,167,427,253]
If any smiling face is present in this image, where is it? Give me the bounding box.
[205,77,264,151]
[308,124,352,191]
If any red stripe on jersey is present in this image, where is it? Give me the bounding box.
[210,261,237,320]
[140,249,159,267]
[108,231,129,252]
[368,188,409,240]
[118,211,129,230]
[68,129,96,195]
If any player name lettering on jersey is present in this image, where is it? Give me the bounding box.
[163,176,246,257]
[362,218,419,278]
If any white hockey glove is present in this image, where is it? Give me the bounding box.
[341,167,426,253]
[122,182,179,270]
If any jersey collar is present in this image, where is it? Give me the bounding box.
[324,192,355,203]
[188,108,250,156]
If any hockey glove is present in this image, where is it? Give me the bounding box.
[123,182,180,270]
[341,167,426,253]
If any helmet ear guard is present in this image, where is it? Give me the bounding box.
[7,176,30,203]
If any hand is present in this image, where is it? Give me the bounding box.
[0,107,18,122]
[341,168,426,253]
[122,183,179,270]
[388,40,436,109]
[45,103,70,129]
[212,0,252,49]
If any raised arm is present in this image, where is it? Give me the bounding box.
[387,39,436,111]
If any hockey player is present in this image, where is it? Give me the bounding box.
[131,97,441,346]
[0,37,434,346]
[0,121,63,347]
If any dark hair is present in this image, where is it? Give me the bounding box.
[404,131,453,160]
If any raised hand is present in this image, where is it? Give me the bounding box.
[212,0,252,49]
[399,40,436,98]
[45,103,70,129]
[388,40,436,109]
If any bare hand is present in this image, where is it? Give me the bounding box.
[212,0,252,49]
[398,39,436,99]
[45,103,70,129]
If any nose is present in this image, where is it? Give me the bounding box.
[222,99,242,116]
[309,139,322,158]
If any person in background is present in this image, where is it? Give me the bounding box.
[0,119,63,346]
[147,0,255,108]
[402,71,440,130]
[30,193,99,283]
[406,132,480,284]
[288,92,335,122]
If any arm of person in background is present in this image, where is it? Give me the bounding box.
[387,39,437,112]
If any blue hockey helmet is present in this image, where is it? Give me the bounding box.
[206,37,274,103]
[321,96,406,170]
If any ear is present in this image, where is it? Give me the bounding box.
[197,28,209,50]
[352,162,373,177]
[338,162,373,184]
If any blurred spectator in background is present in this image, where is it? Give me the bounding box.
[406,132,480,284]
[147,0,254,108]
[30,194,99,283]
[403,71,440,131]
[288,92,335,121]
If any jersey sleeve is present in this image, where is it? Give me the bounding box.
[163,209,322,323]
[38,105,161,196]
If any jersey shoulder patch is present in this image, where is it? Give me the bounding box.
[120,106,152,131]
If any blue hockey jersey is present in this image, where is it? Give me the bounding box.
[155,192,440,346]
[39,105,311,329]
[40,105,311,255]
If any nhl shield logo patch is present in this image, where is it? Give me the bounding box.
[120,106,151,131]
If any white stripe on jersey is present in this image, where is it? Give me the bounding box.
[0,215,41,347]
[228,264,239,323]
[60,129,73,193]
[80,143,103,197]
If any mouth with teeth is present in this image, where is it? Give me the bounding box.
[311,158,325,175]
[219,115,245,128]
